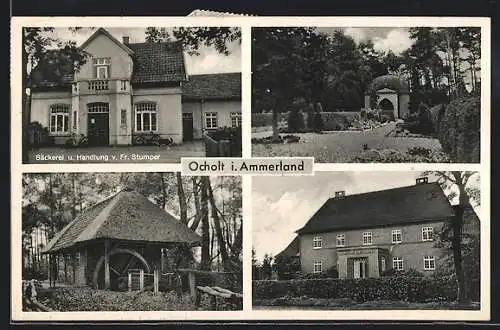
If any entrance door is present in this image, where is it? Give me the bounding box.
[88,113,109,146]
[353,258,368,279]
[182,112,194,141]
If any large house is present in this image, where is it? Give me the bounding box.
[29,28,241,146]
[292,177,479,279]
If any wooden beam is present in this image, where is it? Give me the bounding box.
[104,239,110,290]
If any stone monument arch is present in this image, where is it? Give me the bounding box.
[364,74,410,119]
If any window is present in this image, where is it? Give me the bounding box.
[313,261,322,274]
[72,111,77,129]
[93,58,110,79]
[120,80,128,91]
[423,256,436,270]
[362,232,372,245]
[393,257,404,271]
[205,112,218,129]
[422,226,434,241]
[135,103,157,132]
[49,104,70,134]
[381,257,386,272]
[392,229,402,244]
[230,112,242,127]
[336,234,345,247]
[120,109,127,126]
[87,102,109,113]
[312,236,322,249]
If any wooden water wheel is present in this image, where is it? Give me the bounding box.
[92,248,151,291]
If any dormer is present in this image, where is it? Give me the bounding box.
[74,28,134,82]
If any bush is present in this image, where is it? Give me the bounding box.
[252,113,274,127]
[252,276,458,303]
[417,102,434,135]
[287,109,305,132]
[438,96,480,163]
[321,112,360,131]
[27,121,54,147]
[313,113,324,132]
[206,126,242,157]
[352,148,450,163]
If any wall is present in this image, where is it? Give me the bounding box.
[299,220,447,275]
[399,94,410,118]
[299,233,337,274]
[133,87,183,143]
[76,33,133,81]
[31,91,73,144]
[182,99,241,139]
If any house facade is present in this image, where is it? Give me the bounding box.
[29,28,241,146]
[295,178,476,279]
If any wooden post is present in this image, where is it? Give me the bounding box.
[188,271,196,302]
[139,269,144,291]
[153,268,159,295]
[72,252,76,285]
[104,239,110,290]
[128,272,132,292]
[47,254,52,287]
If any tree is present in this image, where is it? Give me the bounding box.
[261,254,274,280]
[274,255,300,280]
[22,28,90,163]
[145,27,241,55]
[425,171,480,303]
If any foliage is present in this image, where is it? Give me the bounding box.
[273,255,301,280]
[40,287,195,311]
[253,276,460,303]
[352,147,450,163]
[145,27,241,56]
[206,126,242,157]
[27,122,54,147]
[287,107,306,132]
[438,96,480,163]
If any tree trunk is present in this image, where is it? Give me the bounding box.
[176,172,188,225]
[272,108,280,141]
[159,173,167,209]
[452,171,469,303]
[71,174,77,219]
[200,177,210,270]
[190,177,202,231]
[206,177,230,271]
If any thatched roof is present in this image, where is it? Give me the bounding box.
[42,188,200,253]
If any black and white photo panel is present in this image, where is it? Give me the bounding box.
[21,172,243,311]
[252,171,483,311]
[251,26,482,163]
[23,27,242,164]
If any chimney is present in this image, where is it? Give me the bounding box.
[122,36,130,44]
[416,177,429,185]
[334,191,346,198]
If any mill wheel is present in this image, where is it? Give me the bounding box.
[92,248,151,291]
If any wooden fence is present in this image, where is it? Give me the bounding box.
[127,269,182,295]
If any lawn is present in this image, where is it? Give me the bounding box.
[27,141,205,164]
[253,298,480,310]
[251,123,443,163]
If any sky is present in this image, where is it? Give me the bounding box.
[252,171,481,261]
[317,27,414,55]
[49,27,241,75]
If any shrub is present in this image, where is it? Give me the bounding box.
[287,109,305,132]
[352,148,450,163]
[27,121,54,147]
[306,103,315,129]
[321,112,360,131]
[252,276,458,303]
[418,102,434,135]
[251,113,274,127]
[438,96,480,163]
[205,126,242,157]
[313,112,324,132]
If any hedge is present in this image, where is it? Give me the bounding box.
[253,276,466,303]
[252,111,360,131]
[438,96,480,163]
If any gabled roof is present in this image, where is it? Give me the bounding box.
[182,73,241,100]
[42,188,201,253]
[30,28,187,89]
[276,236,300,259]
[296,182,455,235]
[79,28,134,55]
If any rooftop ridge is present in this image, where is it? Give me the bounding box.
[326,181,439,201]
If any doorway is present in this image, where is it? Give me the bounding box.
[182,112,194,141]
[87,103,110,146]
[353,257,368,279]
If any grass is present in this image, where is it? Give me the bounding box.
[27,141,205,164]
[251,123,443,163]
[253,297,480,310]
